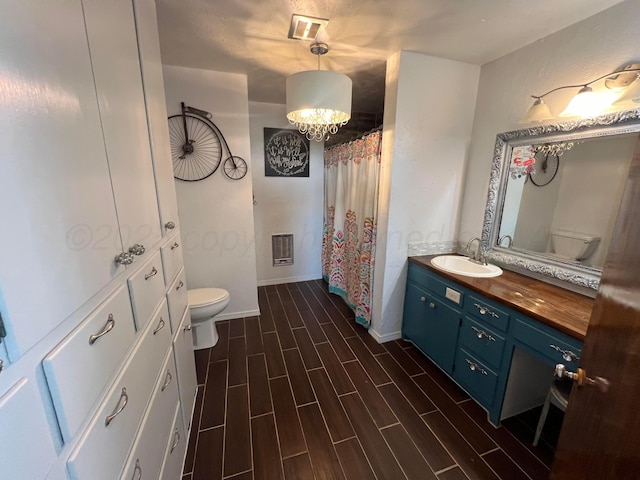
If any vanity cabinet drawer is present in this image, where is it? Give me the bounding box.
[167,267,188,333]
[67,299,172,480]
[43,286,136,442]
[161,232,184,286]
[408,263,464,308]
[513,318,582,370]
[160,403,186,480]
[128,251,166,331]
[458,317,506,370]
[120,349,179,480]
[465,294,510,331]
[454,348,498,408]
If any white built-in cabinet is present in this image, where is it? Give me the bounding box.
[0,0,197,478]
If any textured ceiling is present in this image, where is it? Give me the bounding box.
[156,0,621,115]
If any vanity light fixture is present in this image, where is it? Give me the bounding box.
[286,42,352,142]
[521,63,640,122]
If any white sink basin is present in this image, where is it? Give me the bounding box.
[430,255,503,278]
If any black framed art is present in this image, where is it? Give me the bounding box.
[263,128,310,177]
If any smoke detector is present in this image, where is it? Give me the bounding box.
[288,14,328,41]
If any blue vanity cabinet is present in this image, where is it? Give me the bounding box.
[402,264,463,374]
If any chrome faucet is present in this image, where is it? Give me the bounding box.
[465,237,486,265]
[498,234,513,248]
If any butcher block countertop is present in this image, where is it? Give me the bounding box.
[409,255,594,341]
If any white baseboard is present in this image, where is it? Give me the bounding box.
[368,328,402,344]
[214,309,261,321]
[256,274,322,287]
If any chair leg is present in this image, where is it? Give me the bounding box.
[533,389,552,447]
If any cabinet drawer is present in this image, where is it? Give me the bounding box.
[160,403,186,480]
[128,251,166,331]
[454,348,498,408]
[43,286,136,441]
[408,263,464,308]
[465,294,510,331]
[513,318,582,370]
[67,299,172,480]
[173,307,197,432]
[161,232,184,286]
[167,267,188,333]
[458,317,506,370]
[121,349,179,480]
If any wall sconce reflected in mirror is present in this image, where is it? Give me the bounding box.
[521,62,640,123]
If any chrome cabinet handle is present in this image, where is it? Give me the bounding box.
[550,344,580,362]
[105,387,128,426]
[428,302,436,309]
[165,221,176,230]
[465,359,488,375]
[89,314,115,345]
[115,252,134,266]
[0,358,3,373]
[170,428,180,453]
[144,266,158,280]
[128,244,145,256]
[183,324,192,332]
[420,296,426,302]
[470,325,495,342]
[176,280,184,291]
[161,370,172,391]
[153,317,165,335]
[170,242,180,250]
[132,459,142,480]
[473,303,499,318]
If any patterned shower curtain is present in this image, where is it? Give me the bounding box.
[322,130,382,327]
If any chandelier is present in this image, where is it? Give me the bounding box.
[286,42,352,142]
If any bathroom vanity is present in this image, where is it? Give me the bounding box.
[403,255,593,425]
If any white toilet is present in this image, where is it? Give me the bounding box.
[187,288,231,350]
[550,230,601,262]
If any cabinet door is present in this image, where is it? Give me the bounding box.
[0,377,58,479]
[82,0,161,253]
[402,283,429,350]
[173,308,197,432]
[0,0,122,360]
[132,0,181,235]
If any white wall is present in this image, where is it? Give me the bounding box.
[248,102,324,285]
[372,51,480,341]
[459,2,640,246]
[162,65,259,319]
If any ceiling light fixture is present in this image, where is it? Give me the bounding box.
[286,42,352,142]
[521,63,640,123]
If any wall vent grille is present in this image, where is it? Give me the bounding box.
[272,234,294,266]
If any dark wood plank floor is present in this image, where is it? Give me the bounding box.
[183,280,559,480]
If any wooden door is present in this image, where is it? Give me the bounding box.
[552,135,640,478]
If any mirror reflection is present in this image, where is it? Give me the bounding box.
[498,133,636,269]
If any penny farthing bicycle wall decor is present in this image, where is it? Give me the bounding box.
[167,102,248,181]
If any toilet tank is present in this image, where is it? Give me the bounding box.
[550,230,601,261]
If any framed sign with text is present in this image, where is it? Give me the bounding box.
[264,128,310,177]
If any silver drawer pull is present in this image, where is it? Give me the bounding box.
[428,302,436,309]
[153,317,166,335]
[165,221,176,230]
[183,324,192,332]
[105,387,128,426]
[420,296,426,302]
[132,459,142,480]
[171,242,180,250]
[144,266,158,280]
[470,325,495,342]
[128,243,145,256]
[115,252,134,266]
[549,344,580,362]
[170,428,181,453]
[161,370,172,391]
[89,314,115,345]
[176,280,184,290]
[473,303,499,318]
[0,358,4,373]
[465,359,488,375]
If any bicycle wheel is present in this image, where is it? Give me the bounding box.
[223,156,248,180]
[167,113,223,181]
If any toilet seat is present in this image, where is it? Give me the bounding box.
[188,288,230,308]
